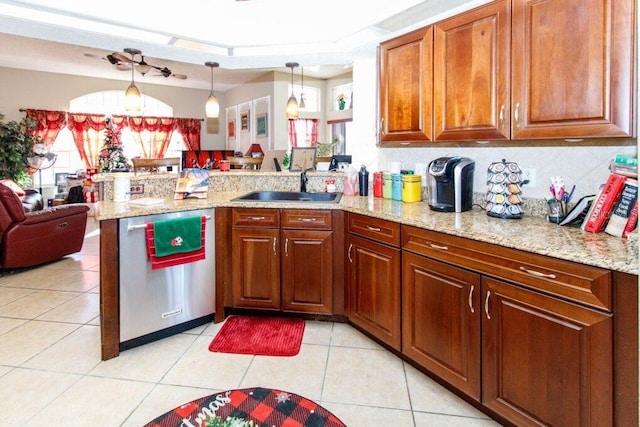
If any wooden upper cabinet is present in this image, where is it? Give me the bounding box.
[434,0,511,141]
[378,26,433,144]
[511,0,635,139]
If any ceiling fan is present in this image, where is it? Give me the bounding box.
[86,48,187,80]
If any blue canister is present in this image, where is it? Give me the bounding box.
[391,173,402,201]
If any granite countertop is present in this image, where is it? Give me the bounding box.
[94,193,638,275]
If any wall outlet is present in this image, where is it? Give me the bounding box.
[521,168,537,188]
[130,184,145,194]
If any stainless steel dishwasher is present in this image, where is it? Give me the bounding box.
[118,208,215,349]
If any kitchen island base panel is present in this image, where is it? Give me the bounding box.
[119,314,214,352]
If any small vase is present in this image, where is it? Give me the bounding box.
[339,101,346,110]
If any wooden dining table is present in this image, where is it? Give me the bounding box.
[228,156,263,170]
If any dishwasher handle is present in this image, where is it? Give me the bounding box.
[127,215,212,231]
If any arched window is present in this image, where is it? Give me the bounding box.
[42,91,186,197]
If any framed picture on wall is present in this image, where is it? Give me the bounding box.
[256,113,267,137]
[240,111,249,131]
[227,120,235,139]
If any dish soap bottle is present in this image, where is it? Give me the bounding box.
[343,166,358,196]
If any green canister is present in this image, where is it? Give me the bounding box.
[382,172,392,199]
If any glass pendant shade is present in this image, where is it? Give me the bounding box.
[299,66,306,109]
[124,48,142,112]
[206,94,220,118]
[125,82,142,111]
[285,62,299,119]
[205,61,220,118]
[286,94,299,119]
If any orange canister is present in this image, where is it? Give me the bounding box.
[402,174,422,202]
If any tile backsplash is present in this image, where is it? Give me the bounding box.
[377,140,638,202]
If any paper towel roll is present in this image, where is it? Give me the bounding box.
[389,161,402,174]
[113,173,131,203]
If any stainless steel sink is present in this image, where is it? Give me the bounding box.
[232,191,342,203]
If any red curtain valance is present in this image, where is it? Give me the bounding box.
[21,109,202,169]
[24,109,67,147]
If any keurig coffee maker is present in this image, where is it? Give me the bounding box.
[427,157,475,212]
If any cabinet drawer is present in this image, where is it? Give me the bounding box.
[282,209,332,230]
[402,226,612,311]
[348,213,401,247]
[232,208,280,228]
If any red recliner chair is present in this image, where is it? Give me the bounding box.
[0,182,90,270]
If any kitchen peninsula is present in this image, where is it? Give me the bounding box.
[94,171,638,426]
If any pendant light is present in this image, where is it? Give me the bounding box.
[205,61,220,118]
[124,48,142,112]
[299,65,306,109]
[285,62,299,119]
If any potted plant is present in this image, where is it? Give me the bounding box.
[0,113,39,188]
[315,137,340,163]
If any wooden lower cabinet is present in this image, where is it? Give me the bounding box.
[482,276,613,426]
[231,208,335,315]
[231,227,280,310]
[281,229,333,314]
[347,234,401,350]
[402,252,481,399]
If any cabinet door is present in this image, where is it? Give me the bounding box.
[511,0,634,138]
[482,276,613,426]
[347,234,401,349]
[402,252,481,399]
[281,229,333,314]
[231,228,280,310]
[378,26,433,144]
[433,0,510,141]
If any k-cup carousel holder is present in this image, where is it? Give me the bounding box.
[486,159,524,219]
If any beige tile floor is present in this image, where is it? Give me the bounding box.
[0,218,502,426]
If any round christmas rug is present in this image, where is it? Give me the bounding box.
[144,386,346,427]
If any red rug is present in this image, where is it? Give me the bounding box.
[144,387,346,427]
[208,316,305,356]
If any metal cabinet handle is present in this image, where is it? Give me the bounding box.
[484,291,491,319]
[428,243,448,250]
[380,117,385,135]
[519,266,556,279]
[514,103,520,129]
[348,243,353,263]
[284,238,289,256]
[250,216,266,221]
[366,226,381,232]
[468,285,475,313]
[299,218,316,222]
[273,237,277,255]
[499,104,505,129]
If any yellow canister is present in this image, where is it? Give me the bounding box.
[402,174,422,202]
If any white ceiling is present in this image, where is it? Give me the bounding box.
[0,0,483,92]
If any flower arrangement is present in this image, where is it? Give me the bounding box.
[336,94,346,110]
[98,117,130,172]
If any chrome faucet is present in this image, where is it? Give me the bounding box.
[300,168,313,192]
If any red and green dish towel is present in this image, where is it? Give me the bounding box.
[145,216,206,269]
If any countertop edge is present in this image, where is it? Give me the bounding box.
[94,193,638,275]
